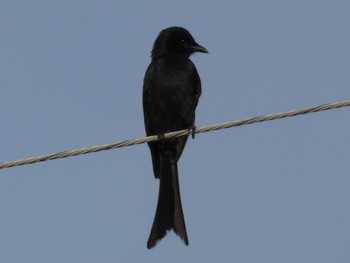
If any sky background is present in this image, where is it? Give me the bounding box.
[1,1,350,262]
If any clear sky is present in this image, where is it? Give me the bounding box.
[1,1,350,262]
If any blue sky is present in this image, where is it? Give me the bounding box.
[1,1,350,262]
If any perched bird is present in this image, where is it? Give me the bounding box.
[143,26,208,249]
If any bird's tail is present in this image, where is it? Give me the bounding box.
[147,154,188,249]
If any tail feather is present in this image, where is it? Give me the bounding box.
[171,161,188,244]
[147,154,188,249]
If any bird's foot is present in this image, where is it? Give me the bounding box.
[157,133,165,142]
[188,125,196,139]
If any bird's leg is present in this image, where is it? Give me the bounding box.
[188,125,196,139]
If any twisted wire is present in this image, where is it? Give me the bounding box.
[1,99,349,170]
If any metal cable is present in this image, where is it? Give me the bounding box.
[1,99,349,170]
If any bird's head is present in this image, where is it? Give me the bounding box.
[151,27,208,59]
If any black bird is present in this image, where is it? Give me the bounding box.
[143,27,208,249]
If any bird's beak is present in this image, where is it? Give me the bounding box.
[189,43,209,53]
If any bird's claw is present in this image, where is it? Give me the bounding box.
[157,133,165,142]
[188,125,196,139]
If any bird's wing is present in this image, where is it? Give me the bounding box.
[143,65,161,179]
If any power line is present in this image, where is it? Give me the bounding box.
[1,99,349,170]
